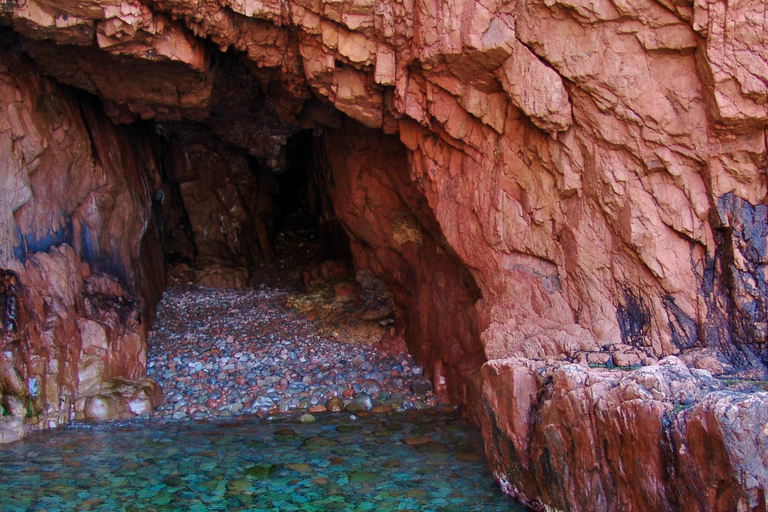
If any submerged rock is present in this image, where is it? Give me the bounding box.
[243,463,278,479]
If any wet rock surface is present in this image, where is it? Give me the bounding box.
[147,283,437,421]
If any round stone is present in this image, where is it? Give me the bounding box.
[326,397,344,412]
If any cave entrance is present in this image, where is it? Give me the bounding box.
[0,33,484,437]
[156,122,355,290]
[146,120,439,420]
[270,129,352,275]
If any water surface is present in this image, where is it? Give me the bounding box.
[1,409,527,512]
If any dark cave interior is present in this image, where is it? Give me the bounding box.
[0,30,486,433]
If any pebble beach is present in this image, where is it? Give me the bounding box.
[147,284,437,421]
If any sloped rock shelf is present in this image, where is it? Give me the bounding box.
[0,410,526,512]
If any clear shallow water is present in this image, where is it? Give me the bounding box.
[0,409,527,512]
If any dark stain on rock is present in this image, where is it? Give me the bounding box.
[616,286,651,347]
[704,193,768,374]
[0,270,19,335]
[663,295,699,350]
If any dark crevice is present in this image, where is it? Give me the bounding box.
[273,129,352,264]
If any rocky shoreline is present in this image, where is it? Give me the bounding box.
[480,356,768,512]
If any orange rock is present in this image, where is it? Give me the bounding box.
[333,282,356,298]
[370,405,392,414]
[402,436,433,446]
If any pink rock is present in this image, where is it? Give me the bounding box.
[612,352,641,368]
[0,418,25,444]
[3,1,768,509]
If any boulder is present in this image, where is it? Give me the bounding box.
[0,417,25,444]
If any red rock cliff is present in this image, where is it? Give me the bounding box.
[1,0,768,510]
[0,47,164,429]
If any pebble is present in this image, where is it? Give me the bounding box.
[353,393,374,410]
[147,285,438,421]
[345,402,367,413]
[326,397,344,412]
[411,378,433,397]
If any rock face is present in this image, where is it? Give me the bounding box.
[1,0,768,510]
[315,122,484,414]
[158,121,277,287]
[482,356,768,511]
[0,47,165,431]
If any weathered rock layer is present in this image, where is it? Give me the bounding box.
[1,0,768,510]
[0,48,164,428]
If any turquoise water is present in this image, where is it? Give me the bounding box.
[0,409,527,511]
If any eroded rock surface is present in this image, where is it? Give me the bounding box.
[482,356,768,511]
[0,47,165,437]
[0,417,24,444]
[1,0,768,509]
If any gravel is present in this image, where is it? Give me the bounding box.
[147,284,436,420]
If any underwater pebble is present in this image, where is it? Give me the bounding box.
[0,408,526,512]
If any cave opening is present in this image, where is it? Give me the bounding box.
[273,130,319,244]
[0,23,517,510]
[271,128,352,267]
[0,18,489,435]
[154,121,354,291]
[144,113,447,419]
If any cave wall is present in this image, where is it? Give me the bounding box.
[0,46,162,427]
[315,120,485,418]
[13,0,759,373]
[1,0,768,510]
[158,123,276,288]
